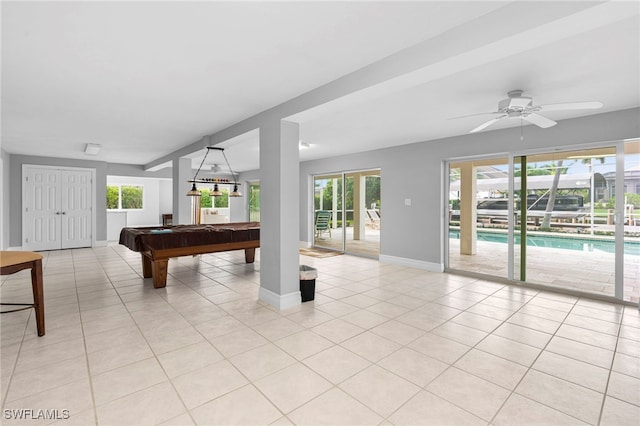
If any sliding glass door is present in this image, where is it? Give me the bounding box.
[313,174,342,251]
[447,142,638,303]
[313,170,381,257]
[344,171,381,257]
[519,148,616,297]
[448,158,511,279]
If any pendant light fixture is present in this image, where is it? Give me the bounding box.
[185,182,202,197]
[186,146,242,197]
[230,184,242,197]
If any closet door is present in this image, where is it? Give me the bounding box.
[23,166,93,251]
[61,170,92,249]
[23,167,61,251]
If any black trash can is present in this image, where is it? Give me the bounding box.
[299,265,317,302]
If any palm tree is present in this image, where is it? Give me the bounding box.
[540,160,564,229]
[540,157,605,230]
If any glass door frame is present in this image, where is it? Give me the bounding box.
[445,140,626,301]
[313,173,345,252]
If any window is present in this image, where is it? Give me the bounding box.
[107,185,143,210]
[198,187,229,208]
[213,190,229,208]
[200,188,212,208]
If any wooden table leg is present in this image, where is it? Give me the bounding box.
[244,248,256,263]
[31,259,45,336]
[141,254,152,278]
[151,259,168,288]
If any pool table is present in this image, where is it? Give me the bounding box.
[119,222,259,288]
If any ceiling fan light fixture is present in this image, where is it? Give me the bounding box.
[456,90,602,134]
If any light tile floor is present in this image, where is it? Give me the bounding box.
[1,245,639,425]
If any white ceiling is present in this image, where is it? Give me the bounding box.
[2,1,639,173]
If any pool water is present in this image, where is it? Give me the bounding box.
[449,230,640,256]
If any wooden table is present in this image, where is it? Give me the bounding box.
[0,251,45,336]
[119,222,260,288]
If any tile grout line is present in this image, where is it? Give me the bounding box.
[484,291,578,425]
[380,278,512,424]
[98,249,202,425]
[1,251,56,410]
[595,305,625,426]
[0,299,31,410]
[70,249,102,426]
[107,248,309,424]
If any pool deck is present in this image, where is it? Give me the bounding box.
[448,235,639,303]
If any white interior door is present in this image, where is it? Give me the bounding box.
[23,167,61,251]
[23,166,93,251]
[61,170,92,249]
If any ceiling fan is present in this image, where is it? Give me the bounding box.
[454,90,603,133]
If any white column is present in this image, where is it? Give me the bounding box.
[258,120,301,309]
[173,157,193,225]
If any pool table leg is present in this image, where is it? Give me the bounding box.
[245,248,256,263]
[141,254,152,278]
[141,254,168,288]
[152,259,169,288]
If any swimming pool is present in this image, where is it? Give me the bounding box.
[449,230,640,256]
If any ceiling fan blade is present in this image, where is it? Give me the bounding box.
[539,101,603,111]
[523,113,556,128]
[449,111,501,120]
[470,115,507,133]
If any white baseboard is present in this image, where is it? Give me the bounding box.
[259,287,301,310]
[8,242,108,251]
[299,241,311,249]
[379,254,444,272]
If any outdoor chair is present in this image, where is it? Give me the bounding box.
[314,210,332,239]
[366,208,381,229]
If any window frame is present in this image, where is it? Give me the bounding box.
[106,184,144,211]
